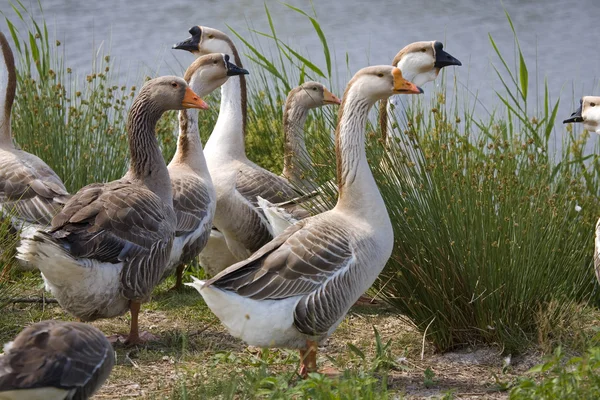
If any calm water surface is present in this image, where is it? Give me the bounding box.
[1,0,599,142]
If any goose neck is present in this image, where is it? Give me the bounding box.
[205,76,246,159]
[0,47,16,148]
[126,94,173,205]
[170,109,209,175]
[282,99,311,187]
[335,88,386,216]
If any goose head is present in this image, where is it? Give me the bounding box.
[290,81,341,109]
[142,76,209,111]
[393,41,461,87]
[347,66,423,103]
[563,96,600,134]
[173,26,236,58]
[184,53,248,97]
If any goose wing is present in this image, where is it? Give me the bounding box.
[0,151,70,225]
[171,174,212,236]
[0,321,114,394]
[206,219,359,336]
[235,163,300,207]
[50,180,175,300]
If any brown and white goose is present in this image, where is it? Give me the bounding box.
[163,53,248,290]
[187,66,422,376]
[17,76,207,345]
[0,32,70,243]
[563,96,600,285]
[379,41,461,143]
[173,26,305,265]
[0,320,114,400]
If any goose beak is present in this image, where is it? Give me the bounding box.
[224,55,249,76]
[323,88,341,105]
[182,87,209,110]
[173,26,201,53]
[563,103,583,124]
[392,68,423,94]
[433,41,462,68]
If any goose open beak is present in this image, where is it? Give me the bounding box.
[433,41,462,68]
[563,103,583,124]
[182,87,209,110]
[392,68,423,94]
[323,88,341,105]
[224,54,249,76]
[173,26,201,52]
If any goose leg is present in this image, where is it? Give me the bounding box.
[169,264,185,291]
[124,301,141,345]
[299,340,318,378]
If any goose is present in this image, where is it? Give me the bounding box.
[0,32,70,252]
[379,41,461,143]
[187,65,423,376]
[563,96,600,285]
[173,26,307,266]
[260,42,462,237]
[17,76,208,345]
[0,320,114,400]
[162,53,248,290]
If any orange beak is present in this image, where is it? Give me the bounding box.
[182,87,209,110]
[392,68,423,95]
[323,87,341,105]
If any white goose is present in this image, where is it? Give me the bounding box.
[260,41,462,237]
[0,32,70,249]
[162,53,248,289]
[0,320,114,400]
[563,96,600,285]
[17,77,207,345]
[173,26,308,267]
[187,66,423,375]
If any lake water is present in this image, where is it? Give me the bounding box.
[1,0,599,144]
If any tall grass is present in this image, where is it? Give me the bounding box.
[4,1,599,356]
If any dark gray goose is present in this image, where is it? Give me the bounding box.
[187,66,423,375]
[563,96,600,285]
[0,32,69,247]
[163,53,248,290]
[17,76,207,345]
[173,26,306,266]
[0,320,114,400]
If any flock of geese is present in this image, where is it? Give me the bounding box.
[0,21,596,400]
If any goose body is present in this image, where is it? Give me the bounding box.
[162,54,248,289]
[188,66,422,373]
[564,96,600,284]
[174,26,309,268]
[17,76,208,344]
[0,320,114,400]
[0,32,70,254]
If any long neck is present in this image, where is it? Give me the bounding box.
[204,74,246,159]
[0,42,16,148]
[126,93,173,205]
[282,99,311,187]
[335,87,386,216]
[170,109,209,175]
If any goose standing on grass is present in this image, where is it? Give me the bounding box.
[187,66,423,376]
[563,96,600,285]
[0,33,70,246]
[258,81,341,236]
[173,26,308,265]
[162,53,248,290]
[0,320,114,400]
[379,41,461,143]
[17,77,208,345]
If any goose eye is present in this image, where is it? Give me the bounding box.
[377,73,384,77]
[208,34,214,39]
[591,102,596,107]
[213,59,218,64]
[171,82,178,88]
[421,48,427,53]
[313,87,317,91]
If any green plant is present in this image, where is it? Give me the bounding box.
[510,345,600,399]
[424,367,437,389]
